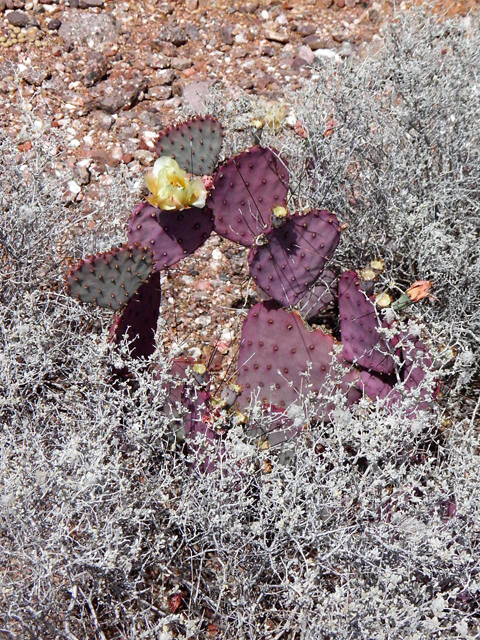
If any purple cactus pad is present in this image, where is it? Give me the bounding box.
[338,271,395,375]
[209,147,289,246]
[248,209,340,307]
[357,371,394,401]
[237,301,360,419]
[297,268,337,320]
[110,271,161,358]
[127,202,213,270]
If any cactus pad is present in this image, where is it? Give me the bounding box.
[66,244,154,311]
[338,271,395,375]
[127,202,214,270]
[155,115,224,176]
[209,147,289,246]
[357,371,394,401]
[110,271,161,358]
[248,210,340,307]
[183,390,223,474]
[397,333,437,411]
[297,268,336,320]
[237,301,360,419]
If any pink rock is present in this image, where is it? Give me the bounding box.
[297,45,315,64]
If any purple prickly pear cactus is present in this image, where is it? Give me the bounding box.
[66,244,154,311]
[155,115,224,176]
[248,406,303,459]
[338,271,395,376]
[208,147,289,246]
[397,332,437,410]
[237,301,360,420]
[357,370,394,400]
[127,202,213,270]
[356,329,437,413]
[183,390,224,474]
[248,209,340,307]
[110,271,161,358]
[157,357,210,420]
[297,268,337,320]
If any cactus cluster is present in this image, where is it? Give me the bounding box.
[66,114,438,469]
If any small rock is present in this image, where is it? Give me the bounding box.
[321,0,333,6]
[297,44,315,64]
[313,48,342,63]
[264,30,289,44]
[91,109,113,130]
[73,161,90,185]
[240,77,254,90]
[151,68,175,85]
[218,25,234,46]
[157,26,187,47]
[7,10,30,26]
[194,280,213,292]
[195,314,212,328]
[185,0,198,8]
[90,148,121,168]
[183,67,197,78]
[239,2,258,13]
[137,109,163,127]
[59,10,119,47]
[336,0,345,7]
[171,79,184,96]
[81,52,108,87]
[340,41,353,56]
[260,44,276,57]
[182,80,212,112]
[275,13,288,25]
[369,6,380,23]
[19,65,50,86]
[332,31,346,43]
[139,131,157,150]
[297,22,316,37]
[146,53,170,69]
[292,57,307,71]
[147,85,172,100]
[346,0,357,6]
[185,24,199,40]
[67,180,81,195]
[303,34,324,51]
[234,32,248,45]
[18,140,32,152]
[47,18,61,30]
[256,73,276,91]
[134,149,155,166]
[79,0,103,6]
[171,57,192,71]
[155,41,177,56]
[87,71,146,114]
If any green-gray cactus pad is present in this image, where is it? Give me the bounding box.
[155,115,224,176]
[66,244,154,311]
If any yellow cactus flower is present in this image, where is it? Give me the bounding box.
[144,156,207,210]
